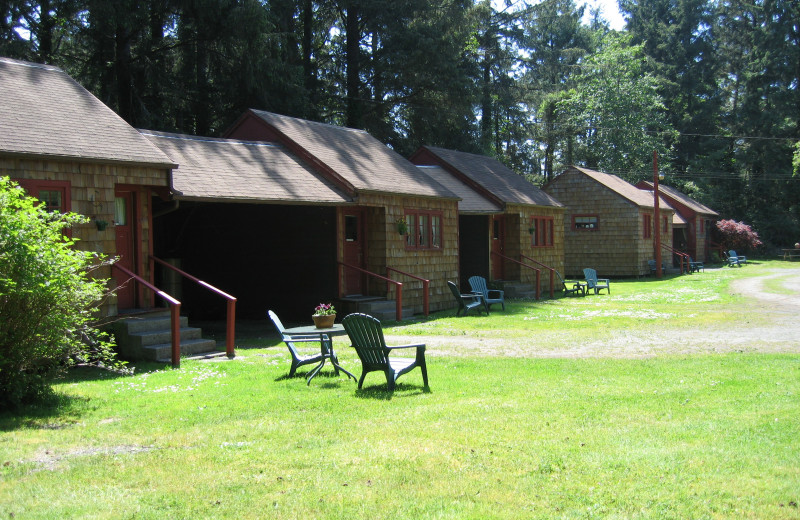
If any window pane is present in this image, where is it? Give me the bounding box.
[530,220,537,245]
[114,197,127,225]
[38,190,62,212]
[418,214,429,247]
[431,215,441,248]
[574,216,597,230]
[405,214,416,246]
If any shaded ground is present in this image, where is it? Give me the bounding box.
[383,268,800,359]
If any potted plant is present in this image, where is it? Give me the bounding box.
[312,303,336,329]
[395,217,408,235]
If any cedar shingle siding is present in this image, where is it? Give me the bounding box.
[1,57,174,317]
[544,167,673,277]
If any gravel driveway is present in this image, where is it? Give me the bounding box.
[384,268,800,358]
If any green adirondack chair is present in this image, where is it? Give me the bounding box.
[342,313,428,391]
[468,275,505,312]
[556,270,585,296]
[268,310,329,377]
[582,268,611,295]
[448,281,486,316]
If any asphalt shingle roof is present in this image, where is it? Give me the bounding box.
[0,57,175,167]
[247,110,457,200]
[416,146,563,208]
[416,165,501,213]
[639,181,719,217]
[141,130,351,204]
[569,166,668,209]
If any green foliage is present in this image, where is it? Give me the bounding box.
[558,33,676,178]
[0,177,126,408]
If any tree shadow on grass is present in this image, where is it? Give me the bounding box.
[0,362,173,431]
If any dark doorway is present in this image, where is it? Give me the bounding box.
[459,215,490,292]
[153,201,337,322]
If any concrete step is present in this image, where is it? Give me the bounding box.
[127,326,205,349]
[142,338,220,362]
[123,315,190,334]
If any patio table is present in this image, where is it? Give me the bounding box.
[283,324,357,385]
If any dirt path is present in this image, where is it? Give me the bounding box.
[384,269,800,359]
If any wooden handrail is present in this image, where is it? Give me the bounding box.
[520,255,555,299]
[151,256,236,358]
[387,267,429,316]
[338,262,404,321]
[491,251,541,300]
[112,263,182,368]
[662,244,690,274]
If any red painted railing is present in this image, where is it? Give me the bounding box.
[151,256,236,358]
[520,255,555,299]
[112,263,182,368]
[661,244,690,274]
[387,267,429,316]
[491,251,541,300]
[338,262,404,321]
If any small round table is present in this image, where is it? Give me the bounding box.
[283,324,357,385]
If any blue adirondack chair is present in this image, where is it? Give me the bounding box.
[582,268,611,295]
[342,313,428,391]
[468,275,505,312]
[688,257,704,272]
[447,281,486,316]
[728,250,747,266]
[268,310,330,377]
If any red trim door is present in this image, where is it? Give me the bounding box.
[491,215,505,280]
[342,208,366,295]
[114,190,137,309]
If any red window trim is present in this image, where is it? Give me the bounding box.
[643,213,653,239]
[404,209,443,251]
[529,216,554,247]
[13,179,72,212]
[572,214,599,231]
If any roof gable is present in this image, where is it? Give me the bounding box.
[230,110,457,200]
[0,57,174,167]
[141,130,350,204]
[564,166,660,208]
[412,146,563,208]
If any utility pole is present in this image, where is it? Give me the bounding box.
[654,150,662,278]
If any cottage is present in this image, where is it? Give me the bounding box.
[635,181,719,262]
[410,146,565,297]
[0,57,176,316]
[209,110,463,319]
[543,166,674,277]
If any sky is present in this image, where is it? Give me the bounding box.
[583,0,626,30]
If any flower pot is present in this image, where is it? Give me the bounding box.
[312,314,336,329]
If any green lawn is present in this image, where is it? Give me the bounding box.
[2,261,799,519]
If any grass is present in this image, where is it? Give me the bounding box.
[1,261,799,519]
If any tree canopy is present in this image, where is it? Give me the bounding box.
[1,0,798,246]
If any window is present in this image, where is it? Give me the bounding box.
[663,215,669,233]
[14,179,70,213]
[697,218,704,236]
[572,215,598,230]
[404,210,443,250]
[643,214,652,238]
[530,216,554,247]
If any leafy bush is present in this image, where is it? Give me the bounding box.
[715,219,763,252]
[0,177,127,408]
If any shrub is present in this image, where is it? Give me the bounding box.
[715,219,763,252]
[0,177,126,408]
